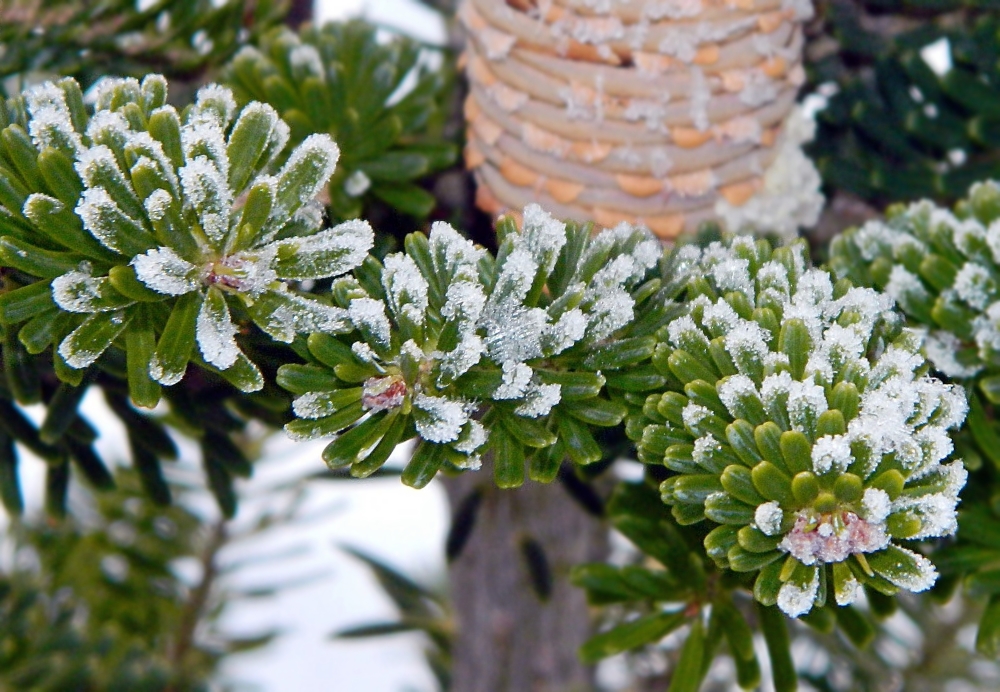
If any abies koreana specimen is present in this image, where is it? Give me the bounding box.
[278,204,672,488]
[632,235,968,617]
[0,75,373,405]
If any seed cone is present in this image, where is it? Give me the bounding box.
[459,0,822,240]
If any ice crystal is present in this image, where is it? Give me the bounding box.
[132,247,200,295]
[495,362,533,400]
[515,382,562,418]
[777,568,820,618]
[272,133,340,217]
[348,298,392,349]
[51,264,106,313]
[196,291,240,369]
[76,187,149,253]
[383,254,429,329]
[413,393,468,443]
[754,502,784,537]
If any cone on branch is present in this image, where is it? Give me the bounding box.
[458,0,824,240]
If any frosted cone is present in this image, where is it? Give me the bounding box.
[460,0,822,240]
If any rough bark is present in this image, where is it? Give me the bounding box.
[444,464,609,692]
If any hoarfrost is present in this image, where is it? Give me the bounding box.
[777,568,819,617]
[132,246,200,295]
[76,187,148,253]
[442,281,487,325]
[429,221,486,282]
[349,298,392,348]
[25,83,84,154]
[52,264,104,313]
[270,218,374,279]
[454,420,488,455]
[875,546,938,593]
[541,308,587,355]
[861,488,891,524]
[811,434,852,475]
[754,501,784,537]
[717,374,759,419]
[834,571,860,606]
[495,362,533,400]
[181,119,230,179]
[179,157,232,247]
[519,203,567,276]
[382,254,429,328]
[682,403,711,429]
[293,391,343,420]
[196,291,240,369]
[439,332,485,382]
[149,353,185,386]
[585,288,635,342]
[273,133,340,215]
[515,382,562,418]
[414,393,468,443]
[924,330,982,378]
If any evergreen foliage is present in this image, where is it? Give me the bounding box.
[830,179,1000,660]
[0,0,288,97]
[633,235,967,618]
[279,205,674,487]
[225,21,457,225]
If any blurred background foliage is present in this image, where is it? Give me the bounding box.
[0,0,289,99]
[224,20,459,252]
[0,470,274,691]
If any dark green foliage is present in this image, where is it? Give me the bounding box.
[0,0,288,97]
[225,20,457,226]
[807,1,1000,204]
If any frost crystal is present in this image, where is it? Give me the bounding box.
[754,502,784,537]
[132,247,200,295]
[349,298,392,349]
[777,568,820,618]
[495,362,533,400]
[196,292,240,369]
[383,254,429,328]
[273,133,340,216]
[515,383,562,418]
[414,394,468,443]
[52,264,105,313]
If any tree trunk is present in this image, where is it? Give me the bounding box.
[443,464,609,692]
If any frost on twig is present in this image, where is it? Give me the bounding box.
[0,76,370,401]
[636,235,967,617]
[279,204,666,488]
